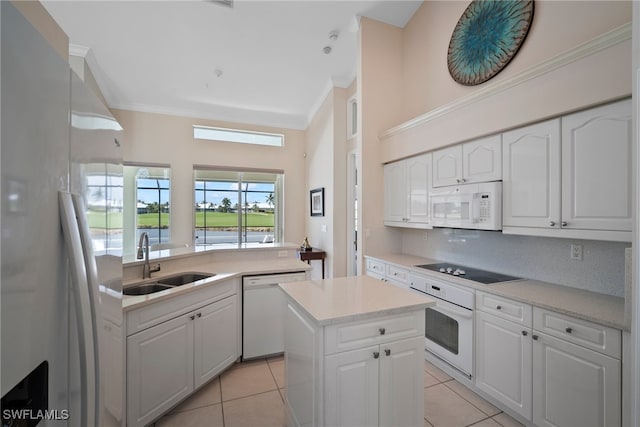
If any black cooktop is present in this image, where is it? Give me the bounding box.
[416,263,521,285]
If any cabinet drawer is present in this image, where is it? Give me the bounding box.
[533,308,621,359]
[324,310,424,355]
[386,264,408,284]
[476,291,532,327]
[365,258,385,275]
[127,279,238,336]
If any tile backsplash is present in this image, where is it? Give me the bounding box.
[401,228,628,298]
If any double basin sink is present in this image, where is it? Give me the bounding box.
[123,272,214,296]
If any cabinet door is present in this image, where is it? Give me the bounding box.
[475,311,532,420]
[463,135,502,183]
[406,153,430,224]
[194,295,238,389]
[561,99,632,232]
[432,145,462,187]
[127,314,194,427]
[384,161,407,223]
[379,336,424,427]
[325,345,379,427]
[503,119,561,229]
[533,332,621,427]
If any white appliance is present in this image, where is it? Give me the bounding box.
[1,4,123,426]
[409,273,474,379]
[242,272,306,359]
[429,181,502,230]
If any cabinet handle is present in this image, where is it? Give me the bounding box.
[384,349,391,356]
[522,331,528,336]
[532,334,539,340]
[190,315,195,320]
[562,221,568,227]
[197,313,202,318]
[549,221,556,227]
[496,305,502,310]
[456,179,462,184]
[379,328,386,335]
[565,327,573,334]
[373,352,380,359]
[461,178,466,183]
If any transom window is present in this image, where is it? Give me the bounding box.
[193,125,284,147]
[194,167,282,247]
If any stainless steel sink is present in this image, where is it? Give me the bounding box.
[123,283,175,296]
[156,273,214,286]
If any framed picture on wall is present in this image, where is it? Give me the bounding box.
[310,188,324,217]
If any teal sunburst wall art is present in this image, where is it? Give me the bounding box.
[447,0,534,86]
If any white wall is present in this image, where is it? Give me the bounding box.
[402,229,628,297]
[357,18,406,268]
[113,109,306,249]
[304,87,350,279]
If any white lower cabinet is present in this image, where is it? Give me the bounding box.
[285,302,425,427]
[126,280,239,427]
[325,336,424,427]
[474,291,622,427]
[364,256,410,290]
[475,310,532,420]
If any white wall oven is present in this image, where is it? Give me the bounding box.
[409,273,475,379]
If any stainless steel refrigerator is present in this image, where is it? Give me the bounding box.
[2,2,124,426]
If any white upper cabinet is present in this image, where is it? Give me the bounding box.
[561,99,632,232]
[383,153,431,228]
[433,135,502,187]
[462,135,502,184]
[432,145,462,187]
[503,99,631,241]
[503,119,561,229]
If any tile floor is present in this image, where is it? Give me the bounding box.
[151,356,524,427]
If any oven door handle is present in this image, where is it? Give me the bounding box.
[429,302,473,319]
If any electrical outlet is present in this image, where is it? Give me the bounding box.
[278,250,288,258]
[570,244,583,261]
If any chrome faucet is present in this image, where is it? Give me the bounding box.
[137,232,161,279]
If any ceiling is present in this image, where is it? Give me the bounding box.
[42,1,423,130]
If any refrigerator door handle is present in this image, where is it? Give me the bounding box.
[71,193,103,427]
[59,191,97,427]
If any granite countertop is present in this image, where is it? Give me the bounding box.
[123,258,310,312]
[366,253,627,331]
[279,275,436,326]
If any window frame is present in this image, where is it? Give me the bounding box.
[193,166,283,248]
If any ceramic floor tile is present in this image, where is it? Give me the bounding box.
[169,377,221,414]
[444,380,501,416]
[469,418,502,427]
[223,390,285,427]
[425,417,434,426]
[155,403,223,427]
[230,358,268,370]
[424,383,487,427]
[424,360,453,382]
[268,358,285,388]
[424,370,441,388]
[267,354,284,362]
[492,412,525,427]
[278,388,286,403]
[221,361,278,401]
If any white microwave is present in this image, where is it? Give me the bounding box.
[429,182,502,230]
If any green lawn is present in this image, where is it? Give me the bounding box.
[86,211,274,229]
[194,212,274,228]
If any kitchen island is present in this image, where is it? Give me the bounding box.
[279,275,436,427]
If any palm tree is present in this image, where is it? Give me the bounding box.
[265,193,274,209]
[220,197,232,213]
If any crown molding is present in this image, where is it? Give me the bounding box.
[380,22,632,140]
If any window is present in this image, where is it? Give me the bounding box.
[84,163,123,255]
[347,95,358,139]
[123,164,171,255]
[194,168,282,247]
[193,125,284,147]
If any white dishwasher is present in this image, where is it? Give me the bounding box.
[242,271,307,359]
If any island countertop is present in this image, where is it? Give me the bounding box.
[279,275,436,325]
